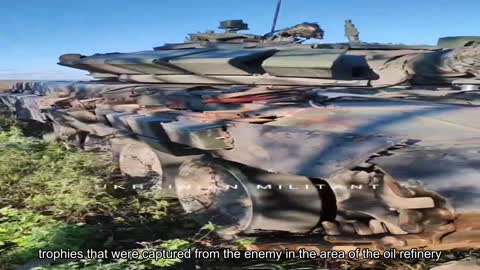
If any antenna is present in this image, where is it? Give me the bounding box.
[270,0,282,34]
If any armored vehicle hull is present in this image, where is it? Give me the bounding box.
[1,20,480,250]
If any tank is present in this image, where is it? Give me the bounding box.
[1,18,479,250]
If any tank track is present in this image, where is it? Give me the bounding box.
[249,143,480,251]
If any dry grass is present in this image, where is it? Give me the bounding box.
[0,80,18,92]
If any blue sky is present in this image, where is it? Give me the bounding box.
[1,0,479,80]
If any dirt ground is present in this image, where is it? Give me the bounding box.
[0,80,18,92]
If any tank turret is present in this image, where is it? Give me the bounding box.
[57,19,480,88]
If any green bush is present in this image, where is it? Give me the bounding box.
[0,207,104,269]
[0,127,118,219]
[0,121,186,270]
